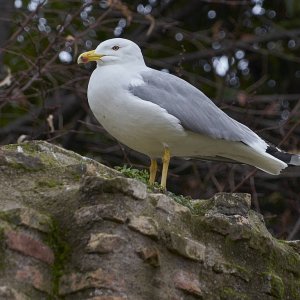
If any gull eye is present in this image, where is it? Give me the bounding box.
[112,45,120,51]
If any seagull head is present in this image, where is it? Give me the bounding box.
[77,38,144,66]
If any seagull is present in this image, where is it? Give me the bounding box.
[78,38,300,189]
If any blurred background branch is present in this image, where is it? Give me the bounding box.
[0,0,299,239]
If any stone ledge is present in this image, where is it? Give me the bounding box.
[75,203,128,225]
[80,176,147,200]
[128,216,159,239]
[87,233,126,254]
[166,232,206,262]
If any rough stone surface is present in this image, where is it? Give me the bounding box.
[87,297,127,300]
[152,193,190,215]
[0,207,52,233]
[286,240,300,254]
[173,270,202,297]
[261,272,285,299]
[136,246,160,267]
[15,265,51,293]
[87,233,126,253]
[167,232,206,262]
[0,286,29,300]
[59,268,125,295]
[80,175,147,200]
[0,141,300,300]
[75,203,128,225]
[128,215,159,239]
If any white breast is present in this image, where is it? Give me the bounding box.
[87,65,186,157]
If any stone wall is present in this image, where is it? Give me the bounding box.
[0,141,299,299]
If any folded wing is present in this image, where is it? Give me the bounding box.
[129,69,268,153]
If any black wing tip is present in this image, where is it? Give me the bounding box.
[266,144,300,166]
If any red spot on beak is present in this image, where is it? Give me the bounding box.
[81,56,89,63]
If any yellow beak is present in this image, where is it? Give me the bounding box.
[77,50,104,64]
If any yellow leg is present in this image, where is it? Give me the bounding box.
[161,148,171,189]
[149,159,157,185]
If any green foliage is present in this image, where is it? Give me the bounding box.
[115,165,150,184]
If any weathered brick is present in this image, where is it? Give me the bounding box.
[167,232,205,262]
[16,266,51,293]
[5,230,54,265]
[87,233,126,253]
[173,270,202,298]
[59,268,125,295]
[128,216,159,239]
[0,207,51,233]
[0,286,29,300]
[75,203,127,225]
[136,246,160,267]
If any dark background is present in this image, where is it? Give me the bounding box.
[0,0,300,239]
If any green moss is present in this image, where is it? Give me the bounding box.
[223,236,236,256]
[232,263,251,282]
[290,280,300,300]
[220,287,249,300]
[37,179,62,188]
[3,142,39,154]
[34,153,59,169]
[3,151,44,172]
[167,191,195,212]
[0,211,11,223]
[71,171,83,181]
[45,219,71,299]
[3,142,59,170]
[284,250,300,276]
[0,227,5,271]
[0,211,23,231]
[261,272,284,299]
[1,144,19,151]
[213,261,251,283]
[7,159,38,171]
[192,199,214,215]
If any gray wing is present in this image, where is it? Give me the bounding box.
[129,69,266,150]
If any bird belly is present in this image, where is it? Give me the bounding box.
[88,88,186,157]
[166,131,223,157]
